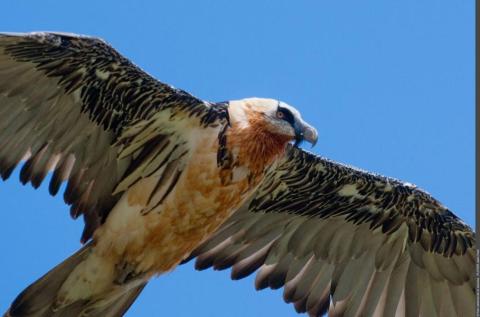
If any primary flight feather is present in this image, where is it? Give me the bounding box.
[0,32,474,317]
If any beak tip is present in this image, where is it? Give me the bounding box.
[307,129,318,148]
[293,120,318,148]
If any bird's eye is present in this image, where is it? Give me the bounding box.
[276,107,295,124]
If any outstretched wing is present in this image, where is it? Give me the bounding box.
[185,146,475,317]
[0,32,228,242]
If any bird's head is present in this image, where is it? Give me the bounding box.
[228,98,318,148]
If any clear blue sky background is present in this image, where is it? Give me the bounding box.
[0,1,474,316]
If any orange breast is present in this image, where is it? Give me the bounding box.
[97,131,258,275]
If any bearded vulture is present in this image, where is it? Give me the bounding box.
[0,32,475,317]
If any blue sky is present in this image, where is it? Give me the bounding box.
[0,1,474,316]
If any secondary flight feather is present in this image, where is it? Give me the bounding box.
[0,32,474,317]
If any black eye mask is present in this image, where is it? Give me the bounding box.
[277,106,295,125]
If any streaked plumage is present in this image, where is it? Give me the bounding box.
[0,32,474,317]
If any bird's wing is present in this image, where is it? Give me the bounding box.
[0,32,228,242]
[185,146,475,317]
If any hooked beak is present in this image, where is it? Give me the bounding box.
[293,119,318,147]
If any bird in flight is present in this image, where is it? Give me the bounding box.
[0,32,475,317]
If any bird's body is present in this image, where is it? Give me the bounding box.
[47,97,297,310]
[0,32,475,317]
[87,99,288,282]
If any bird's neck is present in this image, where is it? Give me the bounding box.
[226,108,290,175]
